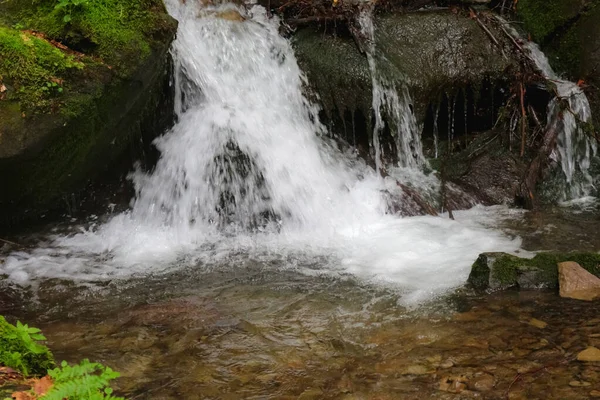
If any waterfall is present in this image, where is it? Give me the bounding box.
[358,9,425,172]
[525,44,597,198]
[499,18,597,199]
[0,2,520,305]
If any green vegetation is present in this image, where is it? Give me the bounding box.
[44,360,124,400]
[0,316,54,376]
[0,316,123,399]
[54,0,91,23]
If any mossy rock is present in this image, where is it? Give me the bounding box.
[517,0,600,133]
[468,252,600,290]
[0,316,55,376]
[0,0,177,227]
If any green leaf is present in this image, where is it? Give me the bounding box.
[63,14,72,23]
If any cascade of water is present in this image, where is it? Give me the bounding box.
[0,2,521,305]
[358,9,425,171]
[499,18,597,198]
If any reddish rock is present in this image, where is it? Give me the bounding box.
[558,262,600,301]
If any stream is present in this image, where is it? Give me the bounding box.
[1,1,599,399]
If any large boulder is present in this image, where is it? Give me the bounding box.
[0,0,177,228]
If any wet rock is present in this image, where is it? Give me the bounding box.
[469,372,495,392]
[518,0,600,135]
[213,9,245,21]
[528,318,548,329]
[298,388,324,400]
[577,346,600,362]
[468,252,600,291]
[591,390,600,398]
[569,380,591,387]
[400,364,430,375]
[558,261,600,301]
[439,375,468,393]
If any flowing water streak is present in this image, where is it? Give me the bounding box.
[526,45,597,198]
[358,9,425,171]
[499,18,597,198]
[0,2,522,305]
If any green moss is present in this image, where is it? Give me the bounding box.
[9,0,172,73]
[0,316,55,376]
[517,0,583,43]
[0,25,83,111]
[468,252,600,290]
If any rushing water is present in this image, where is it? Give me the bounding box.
[0,1,521,305]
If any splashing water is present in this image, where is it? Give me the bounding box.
[358,9,425,172]
[500,18,597,199]
[1,2,521,304]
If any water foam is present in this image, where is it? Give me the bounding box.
[1,2,521,304]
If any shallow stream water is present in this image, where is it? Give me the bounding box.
[1,203,599,399]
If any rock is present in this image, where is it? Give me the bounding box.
[558,261,600,301]
[529,318,548,329]
[569,380,591,387]
[400,364,430,375]
[298,388,324,400]
[0,0,178,227]
[212,9,245,21]
[439,375,468,393]
[469,372,495,392]
[577,347,600,362]
[590,390,600,398]
[518,0,600,137]
[293,11,517,186]
[468,252,600,291]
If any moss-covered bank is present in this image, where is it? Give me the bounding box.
[0,0,177,228]
[468,252,600,291]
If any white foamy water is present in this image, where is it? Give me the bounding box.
[499,18,597,199]
[0,2,521,304]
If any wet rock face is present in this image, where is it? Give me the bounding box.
[293,11,515,144]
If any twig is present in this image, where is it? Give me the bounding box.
[0,237,23,248]
[519,82,526,157]
[472,10,500,47]
[504,358,571,399]
[285,14,346,26]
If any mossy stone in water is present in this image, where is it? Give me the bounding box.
[468,252,600,290]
